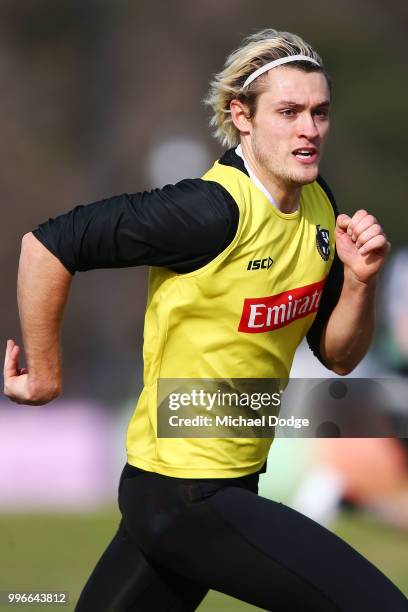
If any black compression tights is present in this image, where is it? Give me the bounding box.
[75,464,408,612]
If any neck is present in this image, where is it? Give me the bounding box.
[239,141,301,214]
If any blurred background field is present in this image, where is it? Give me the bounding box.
[1,508,407,611]
[1,0,408,609]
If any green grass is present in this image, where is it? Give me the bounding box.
[0,510,407,611]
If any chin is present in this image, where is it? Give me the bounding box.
[290,166,319,185]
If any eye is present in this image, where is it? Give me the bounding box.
[281,109,296,117]
[314,108,330,119]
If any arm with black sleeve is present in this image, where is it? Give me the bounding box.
[3,179,239,405]
[308,173,384,375]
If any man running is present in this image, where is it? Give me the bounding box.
[4,28,407,611]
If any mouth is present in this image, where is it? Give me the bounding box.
[292,147,319,165]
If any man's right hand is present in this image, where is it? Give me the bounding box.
[3,338,61,405]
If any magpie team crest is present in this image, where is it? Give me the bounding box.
[316,225,330,261]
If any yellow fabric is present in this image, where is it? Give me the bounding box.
[126,160,336,478]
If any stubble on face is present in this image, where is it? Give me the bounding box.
[251,130,313,187]
[251,121,320,188]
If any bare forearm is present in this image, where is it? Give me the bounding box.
[320,269,377,375]
[17,232,72,396]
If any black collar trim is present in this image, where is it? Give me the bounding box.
[218,148,249,177]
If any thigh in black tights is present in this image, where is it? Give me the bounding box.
[75,464,408,611]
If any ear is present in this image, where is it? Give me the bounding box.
[230,99,252,136]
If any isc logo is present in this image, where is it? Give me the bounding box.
[247,257,273,271]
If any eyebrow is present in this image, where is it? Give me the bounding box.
[276,100,331,109]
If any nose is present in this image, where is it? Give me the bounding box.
[297,111,319,140]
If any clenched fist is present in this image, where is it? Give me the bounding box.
[335,210,391,284]
[3,339,61,405]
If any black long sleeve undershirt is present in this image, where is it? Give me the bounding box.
[33,179,239,275]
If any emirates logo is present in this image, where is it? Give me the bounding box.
[238,278,326,333]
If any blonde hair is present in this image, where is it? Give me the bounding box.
[204,29,329,148]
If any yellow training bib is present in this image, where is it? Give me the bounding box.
[126,158,336,477]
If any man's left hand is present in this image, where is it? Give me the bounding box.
[335,210,391,284]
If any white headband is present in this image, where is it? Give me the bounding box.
[243,54,321,88]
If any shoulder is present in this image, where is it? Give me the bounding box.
[155,177,239,230]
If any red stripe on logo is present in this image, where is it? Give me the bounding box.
[238,278,327,333]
